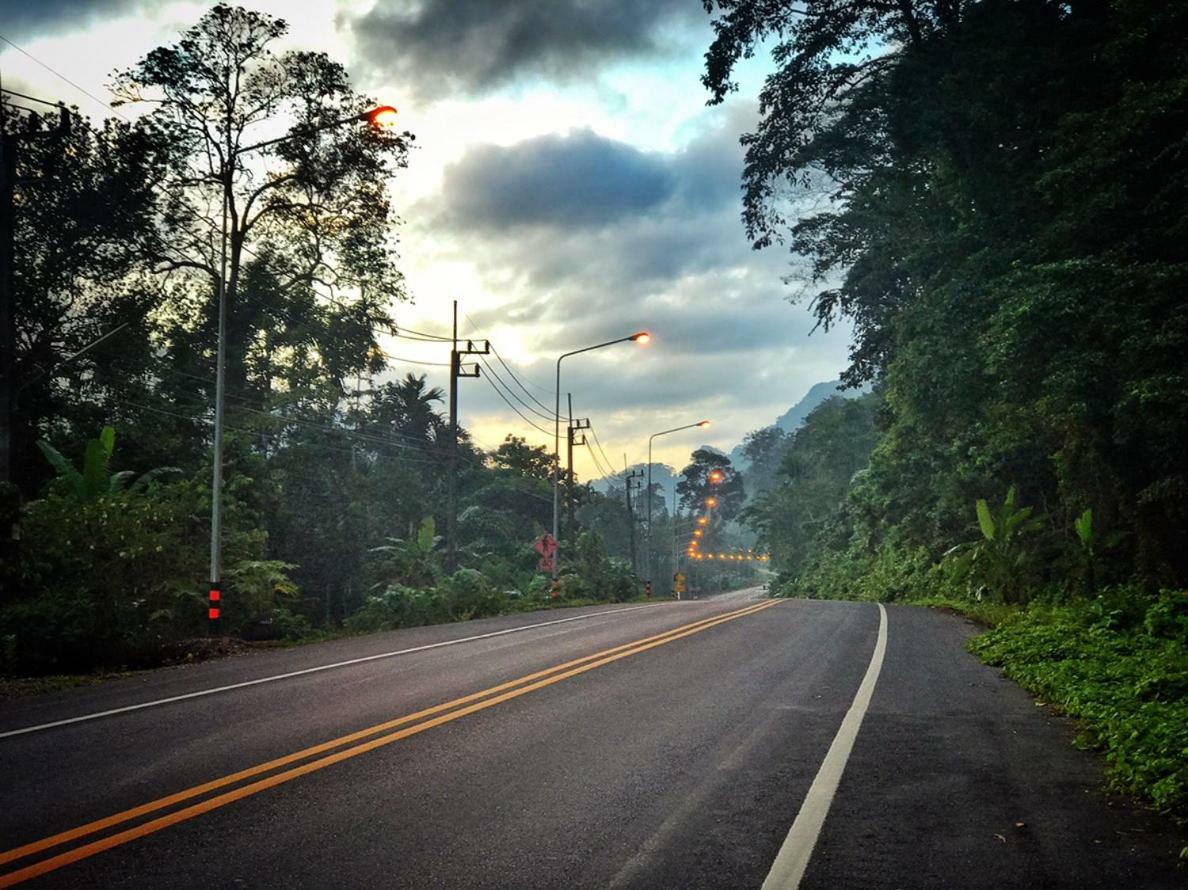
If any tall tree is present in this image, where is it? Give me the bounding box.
[112,3,414,407]
[3,104,166,496]
[677,448,745,520]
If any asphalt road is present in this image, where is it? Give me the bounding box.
[0,592,1182,888]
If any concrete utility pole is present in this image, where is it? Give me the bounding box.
[644,420,710,588]
[446,303,486,573]
[624,468,643,574]
[552,332,649,578]
[565,393,590,540]
[0,112,15,492]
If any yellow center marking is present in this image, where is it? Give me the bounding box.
[0,599,779,887]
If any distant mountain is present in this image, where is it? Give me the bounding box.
[729,380,865,468]
[592,381,866,499]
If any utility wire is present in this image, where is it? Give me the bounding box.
[1,86,66,108]
[0,32,131,120]
[476,354,561,423]
[488,343,555,413]
[477,368,553,436]
[587,425,617,480]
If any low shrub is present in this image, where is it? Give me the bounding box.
[971,588,1188,816]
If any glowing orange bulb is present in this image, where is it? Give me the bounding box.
[705,497,718,508]
[366,105,399,129]
[697,420,711,428]
[631,331,651,344]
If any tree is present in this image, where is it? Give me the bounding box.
[677,449,745,520]
[112,3,414,408]
[740,426,789,502]
[4,104,167,496]
[743,396,879,576]
[702,1,1188,589]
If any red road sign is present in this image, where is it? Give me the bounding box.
[534,534,557,573]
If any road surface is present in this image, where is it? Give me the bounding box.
[0,592,1182,888]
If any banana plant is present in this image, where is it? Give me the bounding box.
[37,426,178,500]
[367,516,442,589]
[963,486,1044,603]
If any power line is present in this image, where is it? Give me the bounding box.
[488,343,556,413]
[0,32,131,121]
[476,354,561,423]
[477,367,553,436]
[1,86,65,108]
[587,425,617,480]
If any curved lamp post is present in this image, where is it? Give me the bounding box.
[645,419,710,585]
[551,331,650,578]
[208,104,400,632]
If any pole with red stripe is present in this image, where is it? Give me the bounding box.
[209,584,221,634]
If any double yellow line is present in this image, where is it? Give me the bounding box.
[0,599,779,886]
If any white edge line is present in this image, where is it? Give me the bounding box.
[0,604,660,740]
[761,602,889,890]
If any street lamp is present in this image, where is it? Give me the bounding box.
[645,419,709,585]
[551,331,650,578]
[208,104,398,632]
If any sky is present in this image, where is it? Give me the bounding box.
[0,0,853,478]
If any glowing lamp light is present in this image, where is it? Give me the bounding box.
[697,517,708,526]
[630,331,651,344]
[705,496,718,508]
[697,420,711,428]
[366,105,399,129]
[708,469,725,484]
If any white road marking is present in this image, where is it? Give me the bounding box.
[761,602,888,890]
[0,604,660,740]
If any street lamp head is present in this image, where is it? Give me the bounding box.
[365,105,400,129]
[630,331,651,344]
[705,496,718,508]
[697,420,711,428]
[708,469,725,484]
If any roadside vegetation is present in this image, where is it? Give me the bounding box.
[1,6,772,679]
[703,1,1188,822]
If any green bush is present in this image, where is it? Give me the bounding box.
[3,478,294,674]
[345,570,512,633]
[345,585,443,632]
[971,589,1188,816]
[560,532,639,602]
[438,568,509,620]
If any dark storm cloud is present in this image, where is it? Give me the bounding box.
[348,0,703,97]
[0,0,149,39]
[440,129,677,229]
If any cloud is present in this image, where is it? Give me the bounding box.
[396,100,852,463]
[439,129,677,229]
[347,0,704,98]
[0,0,150,39]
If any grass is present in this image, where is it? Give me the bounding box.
[0,670,141,701]
[911,595,1020,628]
[962,591,1188,824]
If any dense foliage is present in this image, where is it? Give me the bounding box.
[705,0,1188,592]
[705,0,1188,816]
[972,589,1188,817]
[0,6,652,675]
